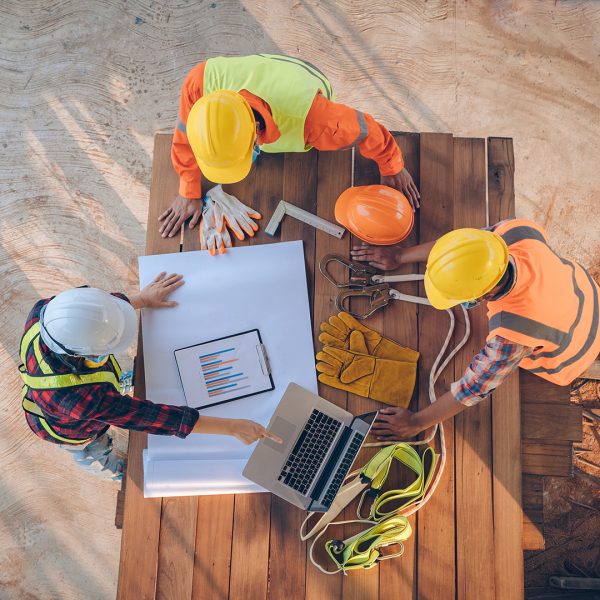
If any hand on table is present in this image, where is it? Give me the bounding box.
[381,168,420,210]
[158,195,203,238]
[132,272,184,309]
[229,419,283,445]
[370,407,423,441]
[350,243,406,270]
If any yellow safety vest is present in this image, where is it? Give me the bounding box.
[19,321,122,445]
[203,54,334,153]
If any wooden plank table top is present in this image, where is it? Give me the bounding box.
[117,132,524,600]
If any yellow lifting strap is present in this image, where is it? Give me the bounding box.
[301,443,439,574]
[19,321,122,445]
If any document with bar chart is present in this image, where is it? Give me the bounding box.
[174,329,274,409]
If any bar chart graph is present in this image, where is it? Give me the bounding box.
[175,329,274,408]
[200,347,251,398]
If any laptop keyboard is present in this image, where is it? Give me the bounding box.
[278,409,343,495]
[322,432,364,507]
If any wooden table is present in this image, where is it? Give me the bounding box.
[117,132,524,600]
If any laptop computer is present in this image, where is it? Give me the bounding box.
[243,382,377,512]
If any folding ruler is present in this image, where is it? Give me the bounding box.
[265,200,345,239]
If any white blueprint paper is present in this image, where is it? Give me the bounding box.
[138,241,318,498]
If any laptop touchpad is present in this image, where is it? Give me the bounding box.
[264,417,297,453]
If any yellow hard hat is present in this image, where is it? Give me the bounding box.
[186,90,256,184]
[424,228,509,309]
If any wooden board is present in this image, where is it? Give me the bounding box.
[519,370,571,405]
[453,137,496,599]
[379,133,420,600]
[521,442,573,476]
[267,151,318,600]
[521,404,583,441]
[304,149,351,600]
[156,497,198,600]
[340,141,383,600]
[228,152,284,600]
[488,137,524,599]
[521,475,545,551]
[417,133,456,600]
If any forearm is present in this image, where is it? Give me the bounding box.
[413,390,467,432]
[398,240,436,264]
[192,415,235,436]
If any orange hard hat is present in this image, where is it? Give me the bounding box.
[334,185,414,245]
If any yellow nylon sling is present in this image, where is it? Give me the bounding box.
[301,443,438,573]
[19,321,121,445]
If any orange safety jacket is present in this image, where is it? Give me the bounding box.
[487,219,600,386]
[172,60,404,198]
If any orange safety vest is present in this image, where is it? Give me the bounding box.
[487,219,600,386]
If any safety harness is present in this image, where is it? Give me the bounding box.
[19,321,122,445]
[306,254,472,573]
[301,443,438,573]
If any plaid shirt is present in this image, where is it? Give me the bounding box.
[22,295,199,444]
[451,336,533,406]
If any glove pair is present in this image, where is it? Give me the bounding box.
[200,185,262,255]
[316,312,419,408]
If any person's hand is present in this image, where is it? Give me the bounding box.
[370,407,423,441]
[229,419,283,445]
[158,195,203,238]
[350,243,405,270]
[133,272,184,309]
[381,168,420,210]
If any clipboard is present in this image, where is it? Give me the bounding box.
[174,329,274,409]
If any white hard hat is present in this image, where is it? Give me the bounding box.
[40,287,137,357]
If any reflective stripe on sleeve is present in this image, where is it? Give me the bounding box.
[336,110,369,151]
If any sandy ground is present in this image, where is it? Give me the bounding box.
[0,2,599,598]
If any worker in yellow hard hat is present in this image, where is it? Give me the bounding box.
[158,54,420,239]
[351,219,600,442]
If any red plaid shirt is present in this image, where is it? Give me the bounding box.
[22,295,199,444]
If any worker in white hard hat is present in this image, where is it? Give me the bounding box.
[19,272,281,480]
[158,54,420,242]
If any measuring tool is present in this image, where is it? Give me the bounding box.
[265,201,345,239]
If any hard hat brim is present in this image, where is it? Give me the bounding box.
[110,296,138,354]
[198,151,253,185]
[424,272,465,310]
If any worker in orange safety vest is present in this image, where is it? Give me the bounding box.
[158,54,420,239]
[349,219,600,441]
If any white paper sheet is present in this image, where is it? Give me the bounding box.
[139,241,318,497]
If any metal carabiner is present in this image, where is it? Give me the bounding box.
[335,284,393,319]
[319,254,379,289]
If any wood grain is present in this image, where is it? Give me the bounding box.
[267,151,318,600]
[304,149,352,600]
[521,404,583,441]
[156,496,198,600]
[488,136,523,600]
[379,133,420,600]
[417,133,456,600]
[453,137,496,600]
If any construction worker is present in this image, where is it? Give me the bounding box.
[349,219,600,441]
[158,53,420,239]
[19,272,281,480]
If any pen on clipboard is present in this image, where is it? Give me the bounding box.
[256,344,272,376]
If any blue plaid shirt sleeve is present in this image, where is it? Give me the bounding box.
[451,336,533,406]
